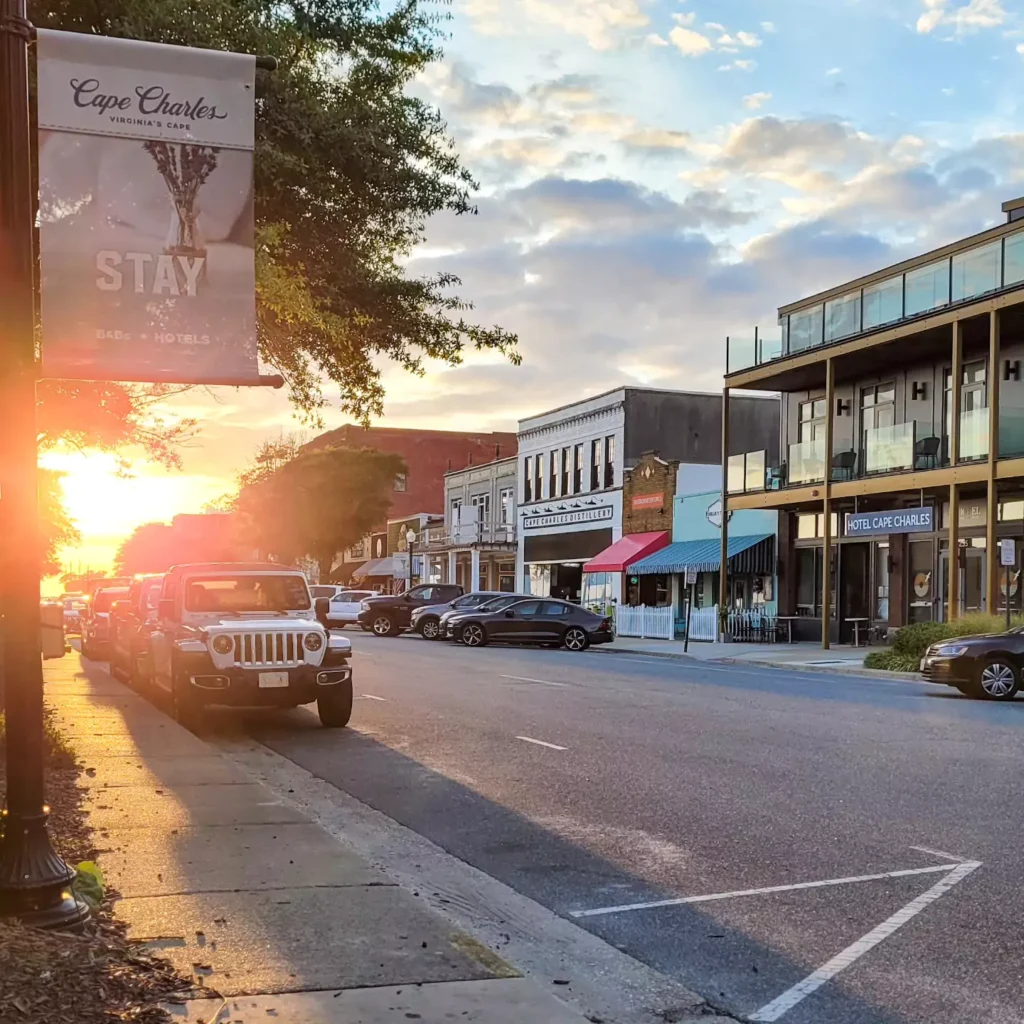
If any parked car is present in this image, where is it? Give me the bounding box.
[441,593,532,639]
[109,575,164,688]
[326,589,376,627]
[357,583,463,637]
[80,586,130,660]
[920,629,1024,700]
[148,562,353,728]
[61,594,88,633]
[309,584,344,601]
[451,598,613,651]
[411,591,512,640]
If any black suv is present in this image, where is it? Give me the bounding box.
[358,584,464,637]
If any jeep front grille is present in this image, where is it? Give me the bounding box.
[230,632,308,668]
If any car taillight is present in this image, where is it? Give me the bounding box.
[598,618,611,632]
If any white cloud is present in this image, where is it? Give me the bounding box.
[1016,41,1024,53]
[645,32,669,46]
[916,0,1006,36]
[705,21,726,31]
[670,25,713,55]
[672,11,697,26]
[462,0,650,50]
[826,66,842,75]
[719,58,758,72]
[761,21,776,33]
[743,91,772,110]
[736,30,762,47]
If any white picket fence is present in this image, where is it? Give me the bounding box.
[687,605,720,642]
[615,605,674,640]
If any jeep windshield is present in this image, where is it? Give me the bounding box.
[184,575,311,613]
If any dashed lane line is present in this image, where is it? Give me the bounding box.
[357,694,387,702]
[515,735,567,751]
[501,675,569,688]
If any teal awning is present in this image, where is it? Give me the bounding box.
[629,534,775,575]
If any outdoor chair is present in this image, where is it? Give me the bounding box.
[832,449,857,481]
[914,435,941,470]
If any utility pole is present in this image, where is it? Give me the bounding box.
[0,0,88,927]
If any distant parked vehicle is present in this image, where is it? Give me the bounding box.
[357,584,464,637]
[411,590,512,640]
[452,599,613,652]
[442,594,532,639]
[81,586,130,660]
[309,584,344,601]
[61,594,88,633]
[326,590,376,627]
[109,575,164,689]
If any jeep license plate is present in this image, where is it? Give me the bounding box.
[258,671,290,688]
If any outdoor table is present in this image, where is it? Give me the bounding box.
[775,616,800,643]
[846,617,870,647]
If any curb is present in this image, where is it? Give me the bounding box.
[595,645,926,683]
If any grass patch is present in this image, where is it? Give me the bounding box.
[0,710,77,768]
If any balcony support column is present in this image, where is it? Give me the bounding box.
[986,310,1000,613]
[949,483,960,622]
[951,320,962,468]
[719,387,730,640]
[447,549,457,587]
[821,358,835,649]
[470,548,481,593]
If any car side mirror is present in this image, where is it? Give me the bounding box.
[314,597,330,627]
[504,609,515,618]
[157,599,174,621]
[405,593,414,602]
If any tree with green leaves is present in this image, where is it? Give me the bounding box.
[235,444,405,580]
[29,0,520,425]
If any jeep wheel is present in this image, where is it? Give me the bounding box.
[420,617,441,640]
[318,677,354,728]
[172,667,205,732]
[372,614,397,637]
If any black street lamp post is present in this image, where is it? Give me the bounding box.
[0,0,90,928]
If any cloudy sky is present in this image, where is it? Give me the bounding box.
[49,0,1024,574]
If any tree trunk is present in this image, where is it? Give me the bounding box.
[317,552,335,584]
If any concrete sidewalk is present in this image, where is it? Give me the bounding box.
[598,637,921,680]
[43,658,600,1024]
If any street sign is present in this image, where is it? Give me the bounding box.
[1000,538,1016,567]
[685,568,698,585]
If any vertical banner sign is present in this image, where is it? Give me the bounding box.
[36,31,257,384]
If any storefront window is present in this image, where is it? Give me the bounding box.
[525,564,551,596]
[909,540,933,623]
[582,572,613,613]
[874,542,889,621]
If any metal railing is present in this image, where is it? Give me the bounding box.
[415,522,517,548]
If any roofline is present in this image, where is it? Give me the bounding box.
[444,455,518,477]
[779,215,1021,317]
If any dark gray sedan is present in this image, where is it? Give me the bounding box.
[410,591,511,640]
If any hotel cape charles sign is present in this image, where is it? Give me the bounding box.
[36,30,259,385]
[845,506,934,537]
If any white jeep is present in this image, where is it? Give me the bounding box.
[148,562,352,729]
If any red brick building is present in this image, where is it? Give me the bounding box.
[305,425,518,582]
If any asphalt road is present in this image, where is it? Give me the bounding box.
[216,635,1024,1024]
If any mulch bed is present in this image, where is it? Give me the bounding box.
[0,709,192,1024]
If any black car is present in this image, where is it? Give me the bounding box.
[920,629,1024,700]
[109,575,164,688]
[357,583,464,637]
[412,590,514,640]
[452,598,613,652]
[443,593,532,638]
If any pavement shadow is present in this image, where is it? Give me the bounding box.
[192,702,917,1024]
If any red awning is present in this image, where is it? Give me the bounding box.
[582,532,670,573]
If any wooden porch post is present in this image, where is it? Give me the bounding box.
[949,321,962,622]
[986,310,1000,613]
[822,358,835,649]
[719,387,730,639]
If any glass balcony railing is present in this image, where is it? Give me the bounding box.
[727,450,768,494]
[788,438,827,484]
[999,409,1024,459]
[863,422,916,474]
[725,221,1024,373]
[727,454,746,494]
[959,407,990,461]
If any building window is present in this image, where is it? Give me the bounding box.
[573,444,583,493]
[450,497,462,525]
[861,383,896,473]
[560,447,570,495]
[798,398,828,443]
[944,360,988,462]
[394,472,407,492]
[590,440,601,490]
[796,512,839,539]
[534,452,544,499]
[549,450,558,497]
[604,435,615,488]
[523,456,532,502]
[471,492,490,521]
[499,488,513,525]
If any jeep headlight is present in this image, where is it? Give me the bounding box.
[304,632,324,652]
[211,635,234,655]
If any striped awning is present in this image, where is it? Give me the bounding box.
[351,556,401,579]
[629,534,775,576]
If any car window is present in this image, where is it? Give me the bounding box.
[142,580,162,610]
[184,575,310,612]
[310,586,337,599]
[407,586,434,600]
[510,600,541,617]
[440,586,462,600]
[92,589,128,612]
[542,602,570,617]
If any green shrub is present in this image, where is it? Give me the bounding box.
[863,649,923,672]
[866,613,1024,672]
[891,621,951,658]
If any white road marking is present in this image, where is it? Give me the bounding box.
[501,675,568,688]
[569,863,960,919]
[516,735,567,751]
[910,844,966,862]
[749,860,981,1021]
[358,694,387,702]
